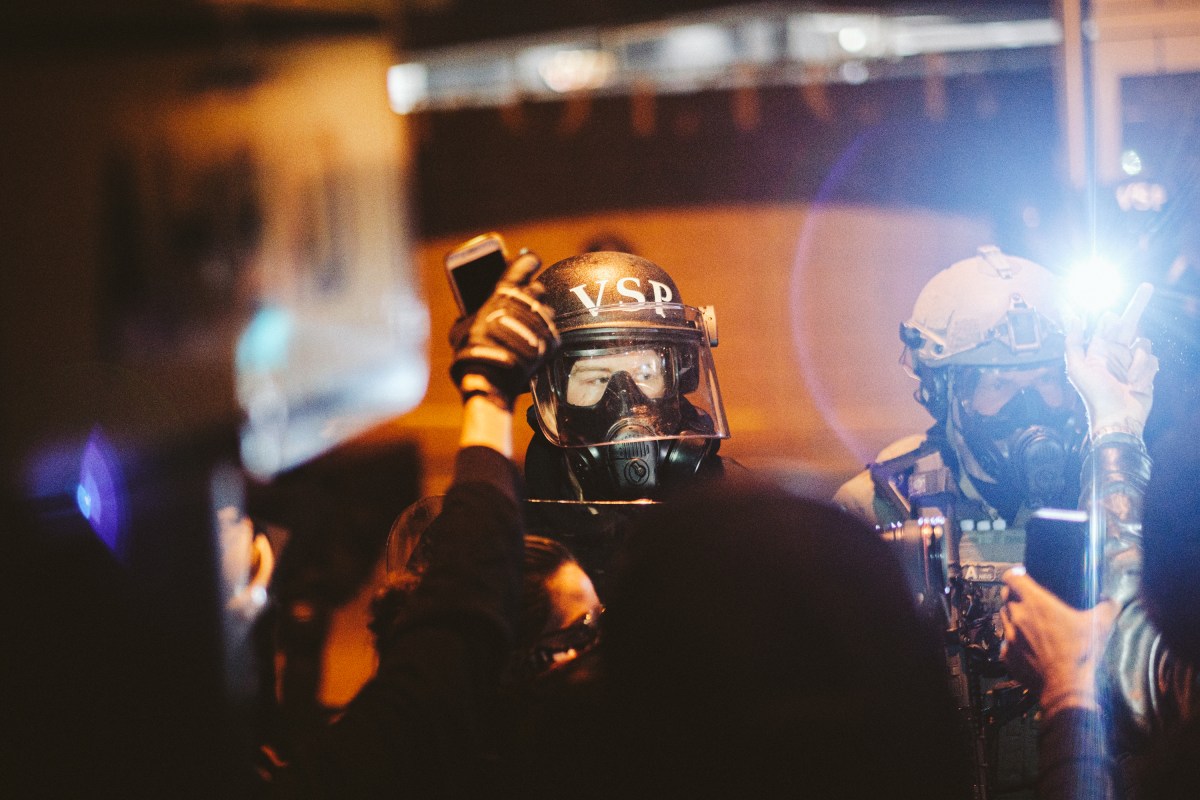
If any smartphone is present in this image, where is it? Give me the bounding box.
[444,232,510,315]
[1023,508,1093,609]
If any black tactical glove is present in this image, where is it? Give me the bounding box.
[449,251,559,411]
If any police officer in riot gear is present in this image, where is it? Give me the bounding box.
[834,245,1090,798]
[388,248,729,609]
[836,245,1086,528]
[525,251,730,501]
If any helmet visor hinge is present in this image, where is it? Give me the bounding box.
[700,305,719,347]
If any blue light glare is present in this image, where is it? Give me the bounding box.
[76,482,92,517]
[77,427,123,555]
[235,298,430,479]
[1066,258,1125,314]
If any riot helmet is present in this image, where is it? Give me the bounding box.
[900,246,1086,515]
[528,252,728,500]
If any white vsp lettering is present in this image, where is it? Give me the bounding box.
[616,277,646,303]
[647,280,672,317]
[571,276,673,318]
[570,280,608,316]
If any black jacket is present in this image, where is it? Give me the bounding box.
[285,446,524,798]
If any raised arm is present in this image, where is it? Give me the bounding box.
[1065,283,1156,606]
[281,251,558,797]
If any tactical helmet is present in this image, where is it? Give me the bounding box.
[903,246,1068,370]
[528,252,728,499]
[901,246,1070,422]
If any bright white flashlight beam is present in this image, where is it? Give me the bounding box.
[1065,258,1124,315]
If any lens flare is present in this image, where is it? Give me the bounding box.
[77,427,124,555]
[1065,258,1124,314]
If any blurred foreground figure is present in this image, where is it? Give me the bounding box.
[834,246,1099,796]
[270,252,566,796]
[1,8,427,794]
[527,476,974,799]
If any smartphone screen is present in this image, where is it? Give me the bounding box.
[447,235,509,314]
[1023,508,1092,608]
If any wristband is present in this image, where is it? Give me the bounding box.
[1090,419,1144,443]
[459,373,514,413]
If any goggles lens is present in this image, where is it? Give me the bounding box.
[530,607,604,671]
[565,347,669,407]
[960,364,1072,417]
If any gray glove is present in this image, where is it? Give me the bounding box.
[449,251,559,411]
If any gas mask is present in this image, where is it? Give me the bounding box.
[954,371,1086,514]
[558,366,717,499]
[562,368,678,497]
[560,361,682,443]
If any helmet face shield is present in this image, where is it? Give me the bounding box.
[531,303,729,448]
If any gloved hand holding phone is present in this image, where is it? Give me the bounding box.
[449,250,560,412]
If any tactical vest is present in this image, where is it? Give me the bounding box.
[870,440,1039,799]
